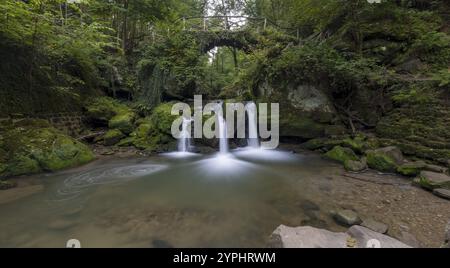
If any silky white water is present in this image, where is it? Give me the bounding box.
[178,117,191,153]
[246,102,259,148]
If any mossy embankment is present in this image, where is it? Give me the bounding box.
[0,119,95,178]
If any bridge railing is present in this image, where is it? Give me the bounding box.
[143,16,306,45]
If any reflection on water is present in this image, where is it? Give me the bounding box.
[0,150,343,248]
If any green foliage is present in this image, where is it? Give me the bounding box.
[325,146,359,164]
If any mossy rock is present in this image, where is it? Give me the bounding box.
[366,147,404,173]
[302,138,344,151]
[418,171,450,190]
[344,158,368,172]
[1,120,95,176]
[109,112,135,134]
[325,146,359,164]
[150,102,178,135]
[103,129,125,146]
[117,137,135,147]
[397,161,426,176]
[6,154,41,176]
[85,97,133,125]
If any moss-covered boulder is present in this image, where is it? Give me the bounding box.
[417,171,450,190]
[108,112,135,134]
[0,119,95,177]
[84,97,122,123]
[397,161,426,176]
[325,146,358,164]
[366,146,404,172]
[85,97,136,129]
[103,129,125,146]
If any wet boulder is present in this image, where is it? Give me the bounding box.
[333,209,362,226]
[347,226,411,248]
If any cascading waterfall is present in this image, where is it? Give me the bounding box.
[216,103,229,154]
[178,117,191,152]
[246,102,260,148]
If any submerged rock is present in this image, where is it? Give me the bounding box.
[361,218,389,234]
[333,209,362,226]
[325,146,358,164]
[418,171,450,190]
[366,146,404,172]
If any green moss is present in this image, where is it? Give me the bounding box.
[397,161,426,176]
[325,146,358,164]
[85,97,133,124]
[0,120,95,176]
[418,172,450,190]
[150,102,178,135]
[302,138,344,151]
[344,158,367,172]
[7,155,41,176]
[109,112,135,134]
[366,150,398,172]
[117,137,134,147]
[103,129,125,146]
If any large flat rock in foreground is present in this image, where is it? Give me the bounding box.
[269,225,411,248]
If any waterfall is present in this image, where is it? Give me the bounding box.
[216,103,229,154]
[246,102,260,148]
[178,118,191,153]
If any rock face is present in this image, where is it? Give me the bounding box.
[269,225,411,248]
[361,218,389,234]
[375,102,450,164]
[347,226,411,248]
[325,146,358,164]
[418,171,450,190]
[366,146,404,172]
[268,225,349,248]
[333,210,362,226]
